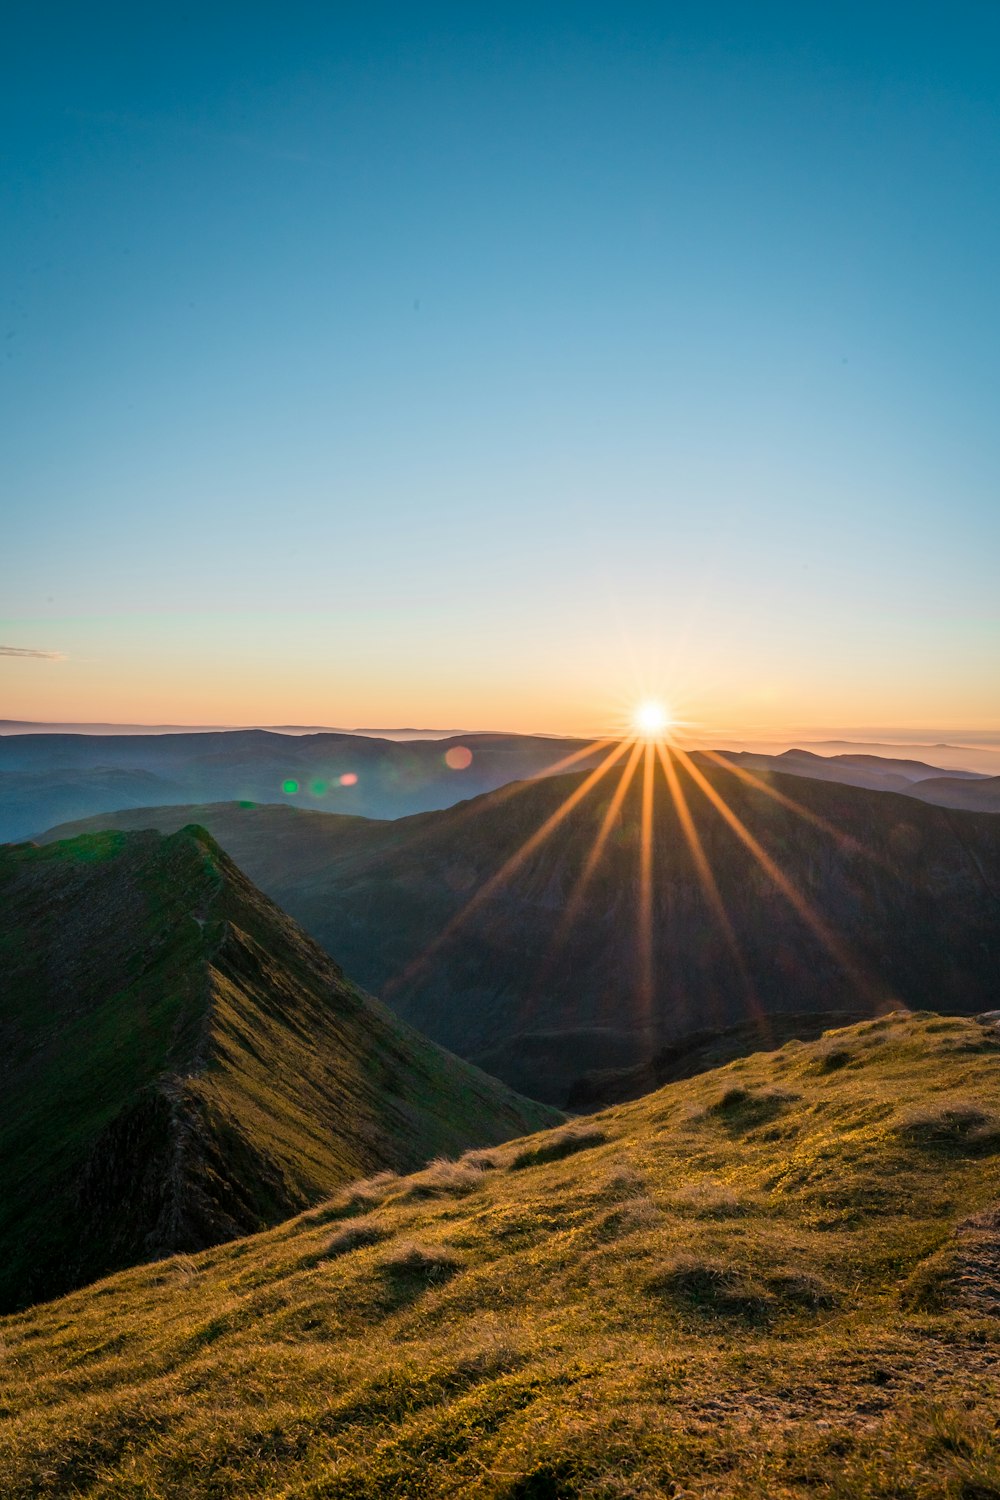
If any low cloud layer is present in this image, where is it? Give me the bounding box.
[0,645,65,660]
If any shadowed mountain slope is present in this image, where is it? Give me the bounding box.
[1,1011,999,1498]
[0,829,558,1312]
[41,762,1000,1104]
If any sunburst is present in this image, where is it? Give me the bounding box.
[383,695,895,1030]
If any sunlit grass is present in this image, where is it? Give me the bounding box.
[1,1012,998,1498]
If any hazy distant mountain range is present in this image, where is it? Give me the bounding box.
[0,826,557,1311]
[2,728,998,842]
[44,760,1000,1105]
[0,729,600,842]
[0,720,466,739]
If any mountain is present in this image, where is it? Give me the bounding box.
[717,746,988,800]
[906,773,1000,814]
[714,735,1000,777]
[0,766,182,842]
[0,728,599,841]
[42,759,1000,1104]
[2,1010,998,1498]
[0,828,558,1312]
[0,720,466,738]
[3,729,992,842]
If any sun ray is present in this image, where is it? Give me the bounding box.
[383,735,634,997]
[636,738,656,1022]
[670,742,896,1010]
[536,736,645,972]
[530,736,619,780]
[698,747,873,861]
[369,734,617,866]
[655,740,767,1034]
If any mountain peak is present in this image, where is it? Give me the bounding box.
[0,830,559,1311]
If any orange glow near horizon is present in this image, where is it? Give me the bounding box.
[3,654,997,757]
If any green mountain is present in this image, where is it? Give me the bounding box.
[1,1011,998,1498]
[0,828,558,1312]
[41,760,1000,1104]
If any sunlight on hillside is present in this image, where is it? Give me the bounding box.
[387,717,895,1034]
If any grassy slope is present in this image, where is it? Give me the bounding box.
[1,1011,999,1498]
[0,829,558,1312]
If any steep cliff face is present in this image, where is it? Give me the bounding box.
[0,828,559,1311]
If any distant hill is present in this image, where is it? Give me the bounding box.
[2,1011,999,1498]
[718,746,987,797]
[0,728,599,841]
[0,766,182,841]
[4,729,993,842]
[43,760,1000,1104]
[906,773,1000,814]
[0,828,558,1311]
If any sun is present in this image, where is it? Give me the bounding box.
[632,699,672,738]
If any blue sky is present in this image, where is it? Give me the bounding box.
[3,2,998,733]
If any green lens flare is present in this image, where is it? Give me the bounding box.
[282,779,299,795]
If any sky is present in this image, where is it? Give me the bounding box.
[3,2,999,738]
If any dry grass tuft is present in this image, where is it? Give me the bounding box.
[597,1196,663,1239]
[459,1147,500,1170]
[809,1043,855,1073]
[672,1180,747,1218]
[399,1157,487,1200]
[303,1172,402,1224]
[322,1217,389,1259]
[647,1254,837,1322]
[511,1125,607,1170]
[379,1240,464,1286]
[895,1101,1000,1154]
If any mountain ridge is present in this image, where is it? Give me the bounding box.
[0,826,559,1311]
[38,761,1000,1104]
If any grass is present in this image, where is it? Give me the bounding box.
[0,829,560,1311]
[0,1010,999,1497]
